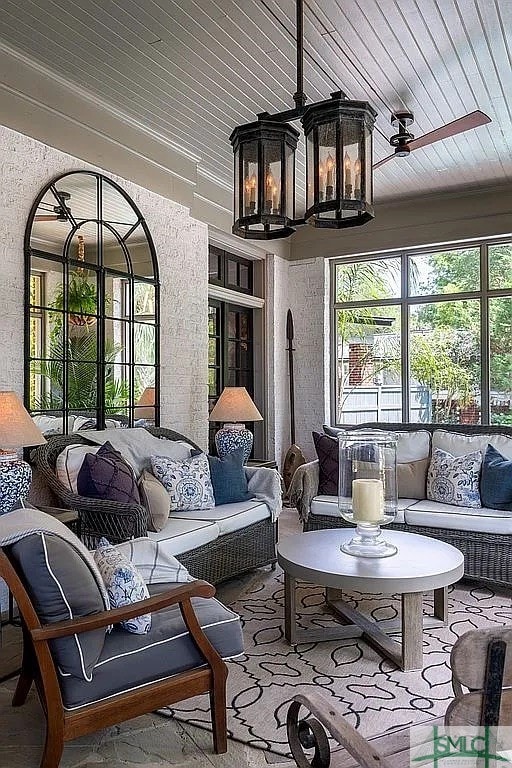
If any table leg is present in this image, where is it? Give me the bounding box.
[284,572,297,645]
[401,592,424,671]
[433,587,448,625]
[325,586,343,604]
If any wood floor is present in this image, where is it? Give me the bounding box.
[0,506,301,768]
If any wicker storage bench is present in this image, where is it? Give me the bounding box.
[290,422,512,591]
[30,427,277,584]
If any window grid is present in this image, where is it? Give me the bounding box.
[331,237,512,426]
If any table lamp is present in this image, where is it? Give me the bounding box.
[209,387,262,463]
[0,391,46,514]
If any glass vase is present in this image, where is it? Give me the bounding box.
[338,430,398,558]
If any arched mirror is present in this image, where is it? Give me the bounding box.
[24,171,159,434]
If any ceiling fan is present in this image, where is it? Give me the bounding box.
[373,110,491,170]
[34,191,71,222]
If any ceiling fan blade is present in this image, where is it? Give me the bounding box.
[373,154,395,170]
[34,215,59,222]
[407,110,491,152]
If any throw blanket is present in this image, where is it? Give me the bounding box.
[288,460,319,523]
[245,466,282,522]
[0,508,110,608]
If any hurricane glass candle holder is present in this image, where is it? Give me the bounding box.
[338,430,398,558]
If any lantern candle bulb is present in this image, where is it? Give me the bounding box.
[354,158,361,199]
[344,151,352,198]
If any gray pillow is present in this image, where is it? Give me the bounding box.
[9,533,106,681]
[397,458,430,499]
[138,469,170,532]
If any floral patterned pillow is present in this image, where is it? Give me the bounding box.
[151,453,215,512]
[94,538,151,634]
[427,447,482,508]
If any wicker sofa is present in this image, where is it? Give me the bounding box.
[289,422,512,591]
[30,427,278,585]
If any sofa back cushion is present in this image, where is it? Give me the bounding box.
[56,443,100,492]
[324,425,430,463]
[396,457,430,499]
[480,444,512,510]
[9,532,106,680]
[432,429,512,460]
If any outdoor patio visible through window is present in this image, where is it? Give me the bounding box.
[331,240,512,425]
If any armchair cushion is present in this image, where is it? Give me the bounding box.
[9,532,106,681]
[77,442,140,505]
[55,443,100,492]
[312,432,339,495]
[94,537,151,634]
[480,444,512,510]
[60,589,243,710]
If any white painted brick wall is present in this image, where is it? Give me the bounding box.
[0,124,209,447]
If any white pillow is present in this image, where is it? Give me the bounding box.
[56,443,100,492]
[432,429,512,460]
[151,453,215,512]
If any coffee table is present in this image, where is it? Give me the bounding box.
[277,529,464,671]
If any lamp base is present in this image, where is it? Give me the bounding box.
[0,456,32,514]
[215,424,253,463]
[340,523,397,558]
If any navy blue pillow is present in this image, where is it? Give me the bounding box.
[77,441,140,505]
[480,444,512,510]
[192,448,250,505]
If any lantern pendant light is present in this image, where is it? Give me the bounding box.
[230,0,377,240]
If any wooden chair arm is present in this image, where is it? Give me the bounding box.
[289,691,394,768]
[31,580,215,642]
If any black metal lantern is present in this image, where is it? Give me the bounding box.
[302,93,377,228]
[230,119,300,240]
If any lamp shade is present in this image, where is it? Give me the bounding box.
[0,392,46,450]
[209,388,262,423]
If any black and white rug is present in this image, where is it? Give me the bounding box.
[160,568,512,758]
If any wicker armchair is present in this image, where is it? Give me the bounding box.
[30,427,201,548]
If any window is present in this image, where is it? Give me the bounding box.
[331,240,512,426]
[25,171,159,430]
[208,244,258,453]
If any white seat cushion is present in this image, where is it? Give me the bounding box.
[148,518,220,555]
[310,495,408,524]
[405,500,512,535]
[171,499,270,535]
[432,429,512,460]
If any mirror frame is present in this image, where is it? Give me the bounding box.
[24,170,160,432]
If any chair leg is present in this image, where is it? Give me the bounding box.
[12,671,33,707]
[40,717,64,768]
[210,675,228,754]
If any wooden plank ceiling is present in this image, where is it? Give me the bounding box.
[1,0,510,204]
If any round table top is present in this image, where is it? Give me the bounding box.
[277,529,464,593]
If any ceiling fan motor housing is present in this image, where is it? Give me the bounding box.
[390,111,414,157]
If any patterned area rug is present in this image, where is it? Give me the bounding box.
[160,568,512,758]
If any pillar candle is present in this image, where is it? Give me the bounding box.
[352,478,384,522]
